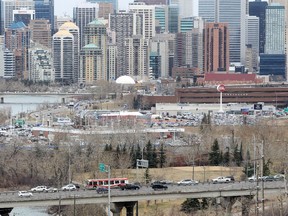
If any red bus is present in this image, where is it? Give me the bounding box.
[85,177,129,189]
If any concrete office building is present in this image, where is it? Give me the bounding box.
[245,15,259,72]
[150,33,175,78]
[86,0,117,12]
[59,22,80,83]
[73,2,99,48]
[125,35,149,80]
[129,2,156,39]
[203,22,229,73]
[98,2,113,19]
[29,19,51,48]
[134,0,168,5]
[28,44,54,81]
[109,12,143,77]
[154,4,179,33]
[52,30,74,83]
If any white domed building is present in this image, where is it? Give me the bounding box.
[115,75,136,85]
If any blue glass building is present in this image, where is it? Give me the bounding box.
[259,54,286,80]
[249,0,268,54]
[34,0,54,34]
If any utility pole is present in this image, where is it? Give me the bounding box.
[261,142,265,215]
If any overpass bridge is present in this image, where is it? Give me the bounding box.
[0,181,285,216]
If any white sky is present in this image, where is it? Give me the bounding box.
[55,0,134,17]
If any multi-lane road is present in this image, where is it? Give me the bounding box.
[0,181,285,208]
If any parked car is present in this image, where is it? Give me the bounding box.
[61,184,77,191]
[248,176,257,182]
[262,176,275,182]
[44,187,58,193]
[225,176,235,182]
[177,179,199,186]
[96,187,108,194]
[274,174,285,181]
[120,184,140,190]
[212,176,232,184]
[18,191,33,197]
[31,186,48,192]
[152,184,168,191]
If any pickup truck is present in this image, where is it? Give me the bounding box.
[212,176,232,184]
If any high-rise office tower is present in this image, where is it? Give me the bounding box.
[109,12,143,77]
[249,0,268,54]
[59,22,80,82]
[155,5,168,33]
[199,0,246,64]
[177,0,194,18]
[98,2,113,19]
[73,2,98,48]
[29,19,51,48]
[1,0,35,35]
[265,3,285,54]
[203,23,229,73]
[260,3,286,80]
[28,43,54,81]
[34,0,54,34]
[245,15,259,72]
[79,44,103,84]
[151,33,175,78]
[86,0,117,13]
[13,9,35,26]
[83,19,107,80]
[125,35,149,79]
[107,44,117,80]
[129,2,156,39]
[52,30,74,84]
[168,4,179,33]
[5,22,30,79]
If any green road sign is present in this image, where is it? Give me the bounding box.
[99,163,106,172]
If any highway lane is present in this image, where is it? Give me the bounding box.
[0,181,285,203]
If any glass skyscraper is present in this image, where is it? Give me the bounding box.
[34,0,54,34]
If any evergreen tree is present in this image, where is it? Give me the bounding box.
[144,168,151,184]
[243,149,254,177]
[151,146,158,168]
[104,144,110,151]
[239,143,243,162]
[159,143,166,168]
[233,144,242,166]
[145,140,156,167]
[208,139,221,165]
[223,147,230,166]
[181,198,209,213]
[263,158,272,176]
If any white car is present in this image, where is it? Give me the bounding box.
[177,179,199,186]
[212,176,232,184]
[18,191,33,197]
[61,184,77,191]
[31,186,48,192]
[44,187,58,193]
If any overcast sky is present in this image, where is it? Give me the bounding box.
[55,0,134,17]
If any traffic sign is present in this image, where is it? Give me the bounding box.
[99,163,106,172]
[217,84,226,92]
[137,159,149,168]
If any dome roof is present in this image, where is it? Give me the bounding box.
[53,30,73,37]
[60,22,78,30]
[88,19,106,26]
[116,76,135,85]
[82,44,100,49]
